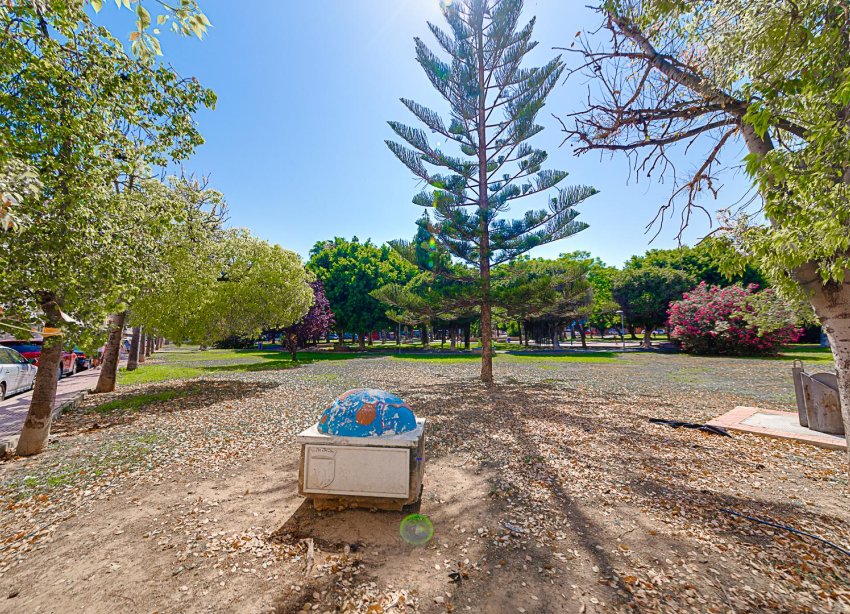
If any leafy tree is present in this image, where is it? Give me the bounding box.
[625,243,765,288]
[0,1,211,61]
[386,0,596,382]
[562,251,620,338]
[376,216,480,350]
[612,267,694,349]
[493,255,592,347]
[308,238,415,349]
[563,1,850,464]
[0,147,41,232]
[669,283,801,356]
[371,280,437,348]
[389,213,455,275]
[132,229,314,348]
[0,6,216,453]
[102,176,225,387]
[279,281,335,360]
[209,232,313,341]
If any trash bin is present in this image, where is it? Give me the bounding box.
[793,362,844,435]
[297,389,426,511]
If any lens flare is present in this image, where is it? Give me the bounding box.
[400,514,434,546]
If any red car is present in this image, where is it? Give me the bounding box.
[0,340,77,379]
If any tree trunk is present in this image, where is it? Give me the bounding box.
[464,324,471,350]
[138,331,147,363]
[286,330,298,361]
[480,302,494,382]
[523,322,529,347]
[94,311,127,394]
[421,325,430,350]
[367,332,373,346]
[127,326,142,372]
[358,331,366,351]
[475,17,494,384]
[642,327,652,349]
[450,326,456,350]
[552,323,561,349]
[145,335,153,357]
[578,323,588,349]
[337,329,344,348]
[797,264,850,468]
[16,296,63,456]
[629,325,638,340]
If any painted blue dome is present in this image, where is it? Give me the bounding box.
[318,388,416,437]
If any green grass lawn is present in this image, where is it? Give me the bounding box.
[118,349,388,384]
[118,364,210,385]
[119,347,622,383]
[121,344,833,386]
[772,344,834,363]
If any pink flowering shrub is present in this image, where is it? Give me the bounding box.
[668,282,801,356]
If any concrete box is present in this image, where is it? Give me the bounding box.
[296,418,426,511]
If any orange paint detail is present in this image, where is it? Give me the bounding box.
[355,402,377,426]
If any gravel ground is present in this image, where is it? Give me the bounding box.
[0,352,847,613]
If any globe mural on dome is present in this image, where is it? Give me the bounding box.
[317,388,417,437]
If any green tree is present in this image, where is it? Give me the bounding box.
[0,6,214,454]
[612,267,694,349]
[132,228,313,348]
[0,1,211,61]
[308,238,415,349]
[0,147,41,232]
[562,251,620,338]
[564,1,850,464]
[370,280,437,348]
[92,176,225,391]
[494,255,592,348]
[625,242,765,288]
[377,216,480,350]
[386,0,596,382]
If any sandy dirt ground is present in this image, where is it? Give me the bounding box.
[0,351,848,613]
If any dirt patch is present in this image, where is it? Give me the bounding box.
[0,354,848,613]
[51,380,276,435]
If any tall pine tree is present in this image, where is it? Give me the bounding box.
[386,0,596,382]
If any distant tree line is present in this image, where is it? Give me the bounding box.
[299,230,805,356]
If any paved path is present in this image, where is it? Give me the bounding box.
[0,368,101,439]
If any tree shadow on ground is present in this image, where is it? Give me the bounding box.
[387,379,850,611]
[264,381,679,612]
[53,380,277,435]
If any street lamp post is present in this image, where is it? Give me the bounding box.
[616,309,625,353]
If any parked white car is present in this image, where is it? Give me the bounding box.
[0,346,37,400]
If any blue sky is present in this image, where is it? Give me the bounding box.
[101,1,754,267]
